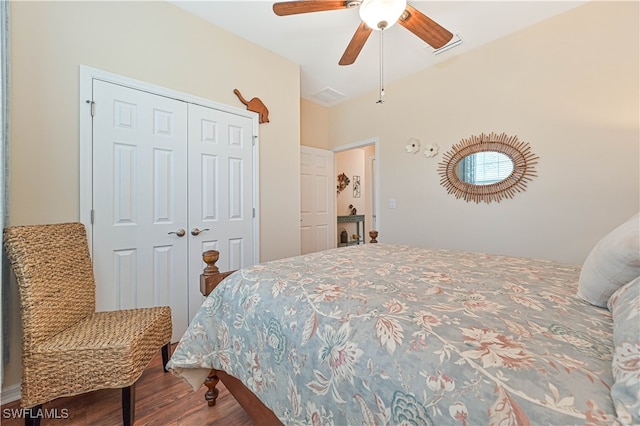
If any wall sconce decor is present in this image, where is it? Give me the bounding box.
[405,137,421,154]
[424,143,439,158]
[337,173,350,194]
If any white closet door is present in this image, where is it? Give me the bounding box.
[300,146,335,254]
[92,80,189,342]
[187,103,255,319]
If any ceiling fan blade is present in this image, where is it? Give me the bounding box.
[339,22,373,66]
[398,5,453,49]
[273,1,348,16]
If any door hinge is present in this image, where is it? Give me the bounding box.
[253,208,255,218]
[90,209,95,224]
[89,101,96,117]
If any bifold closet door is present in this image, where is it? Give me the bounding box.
[92,80,189,342]
[187,103,255,319]
[90,80,256,341]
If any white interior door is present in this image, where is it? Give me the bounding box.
[92,80,189,342]
[187,103,256,318]
[300,146,335,254]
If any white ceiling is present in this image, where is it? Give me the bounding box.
[170,1,586,106]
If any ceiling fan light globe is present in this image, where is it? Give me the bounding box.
[359,0,407,31]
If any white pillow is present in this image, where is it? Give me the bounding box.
[577,213,640,308]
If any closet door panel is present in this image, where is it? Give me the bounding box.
[92,80,189,342]
[187,104,255,318]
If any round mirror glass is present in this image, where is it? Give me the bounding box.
[455,151,514,185]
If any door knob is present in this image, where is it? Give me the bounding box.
[168,229,186,237]
[191,227,210,236]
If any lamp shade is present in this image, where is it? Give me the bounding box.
[359,0,407,30]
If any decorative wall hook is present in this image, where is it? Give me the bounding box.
[424,143,439,158]
[337,173,350,194]
[233,89,270,123]
[405,137,421,154]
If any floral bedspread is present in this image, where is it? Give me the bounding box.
[168,244,619,425]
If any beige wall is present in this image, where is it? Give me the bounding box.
[326,1,639,265]
[4,1,301,392]
[9,1,301,262]
[301,98,330,149]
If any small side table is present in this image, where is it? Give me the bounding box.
[337,214,365,247]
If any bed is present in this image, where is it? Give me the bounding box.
[167,215,639,425]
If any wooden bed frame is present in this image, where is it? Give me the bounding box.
[198,231,379,425]
[198,249,283,425]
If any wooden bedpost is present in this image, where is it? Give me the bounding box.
[200,250,235,297]
[200,250,235,407]
[204,373,220,407]
[369,230,378,243]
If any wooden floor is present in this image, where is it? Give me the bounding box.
[0,345,253,425]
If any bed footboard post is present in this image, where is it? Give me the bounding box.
[200,250,235,297]
[204,371,220,407]
[369,230,378,243]
[200,251,236,409]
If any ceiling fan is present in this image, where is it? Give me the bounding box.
[272,0,453,66]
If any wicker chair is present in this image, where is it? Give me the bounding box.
[3,222,173,426]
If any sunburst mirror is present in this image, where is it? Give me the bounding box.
[438,132,539,203]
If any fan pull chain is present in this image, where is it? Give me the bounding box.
[377,28,385,104]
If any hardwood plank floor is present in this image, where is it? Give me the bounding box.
[1,345,253,425]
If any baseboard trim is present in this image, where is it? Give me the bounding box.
[1,383,21,404]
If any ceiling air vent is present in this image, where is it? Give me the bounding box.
[312,87,345,104]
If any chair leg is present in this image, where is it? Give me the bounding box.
[162,342,171,372]
[25,405,42,426]
[122,385,135,426]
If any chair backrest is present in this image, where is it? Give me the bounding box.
[3,223,96,351]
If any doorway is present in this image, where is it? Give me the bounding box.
[299,138,378,254]
[334,138,379,246]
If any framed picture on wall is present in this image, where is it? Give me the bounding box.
[353,175,360,198]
